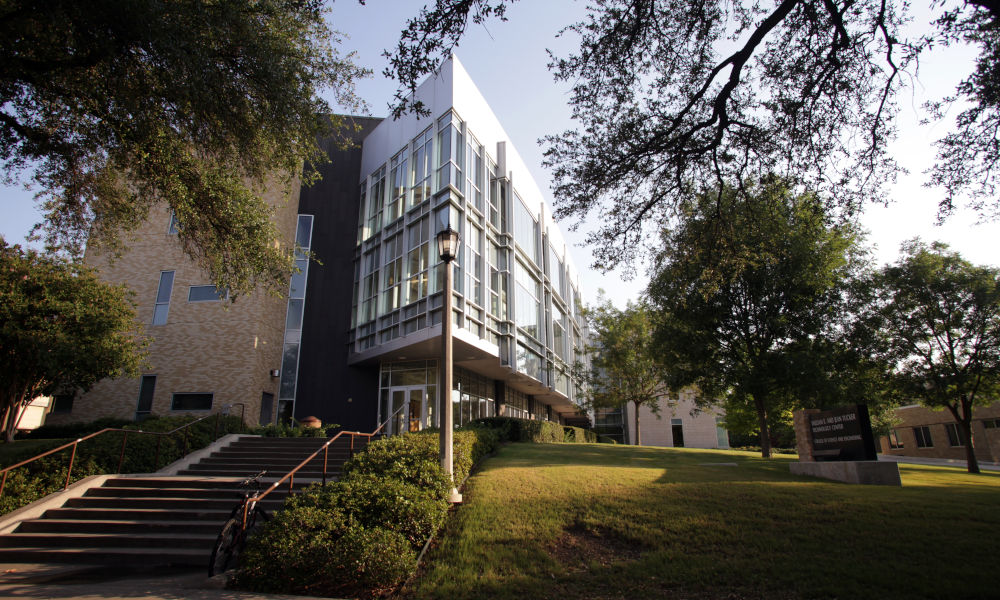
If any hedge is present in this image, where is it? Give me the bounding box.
[233,427,500,598]
[0,414,243,515]
[470,417,602,444]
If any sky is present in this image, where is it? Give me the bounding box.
[1,0,997,309]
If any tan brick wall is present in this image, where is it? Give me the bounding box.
[878,403,1000,463]
[625,389,727,448]
[47,178,300,427]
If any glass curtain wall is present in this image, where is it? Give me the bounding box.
[277,215,314,424]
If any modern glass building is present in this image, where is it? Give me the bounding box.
[52,57,590,433]
[282,57,589,432]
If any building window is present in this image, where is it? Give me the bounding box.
[467,135,484,212]
[381,234,404,315]
[171,393,213,411]
[465,222,482,304]
[358,247,380,324]
[135,375,156,420]
[405,217,431,304]
[487,160,506,231]
[387,151,408,224]
[514,261,541,340]
[552,304,566,361]
[516,343,543,381]
[436,113,463,193]
[913,426,933,448]
[887,428,904,449]
[411,127,433,207]
[167,211,179,234]
[366,166,385,239]
[188,285,227,302]
[945,423,965,447]
[52,393,75,414]
[152,271,175,325]
[513,193,538,264]
[278,214,313,424]
[982,418,999,429]
[548,244,564,299]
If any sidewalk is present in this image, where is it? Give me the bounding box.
[0,566,335,600]
[877,454,1000,471]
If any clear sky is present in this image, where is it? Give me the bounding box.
[2,0,997,309]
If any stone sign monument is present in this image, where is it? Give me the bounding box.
[791,405,900,486]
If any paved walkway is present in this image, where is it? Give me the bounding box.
[0,566,335,600]
[877,454,1000,471]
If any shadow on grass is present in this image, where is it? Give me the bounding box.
[406,443,1000,600]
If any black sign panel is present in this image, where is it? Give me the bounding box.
[808,404,878,461]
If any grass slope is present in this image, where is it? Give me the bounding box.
[406,444,1000,600]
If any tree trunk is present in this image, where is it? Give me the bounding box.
[958,418,980,474]
[754,395,771,459]
[949,401,981,474]
[633,400,641,446]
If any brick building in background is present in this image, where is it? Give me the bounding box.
[878,404,1000,464]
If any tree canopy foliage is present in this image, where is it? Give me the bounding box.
[579,297,666,445]
[388,0,1000,271]
[647,177,869,457]
[871,241,1000,473]
[0,240,146,441]
[0,0,367,295]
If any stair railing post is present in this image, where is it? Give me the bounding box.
[289,473,294,494]
[116,431,129,474]
[1,470,8,498]
[214,412,221,441]
[155,436,162,470]
[64,440,79,491]
[350,434,355,459]
[322,444,329,486]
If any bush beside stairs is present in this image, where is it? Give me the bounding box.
[0,435,369,568]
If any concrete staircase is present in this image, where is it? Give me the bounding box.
[0,434,369,568]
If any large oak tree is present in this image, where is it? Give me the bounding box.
[1,0,367,295]
[386,0,1000,271]
[873,241,1000,474]
[647,177,868,457]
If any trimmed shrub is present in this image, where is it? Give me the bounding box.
[247,423,333,438]
[23,417,133,440]
[563,426,598,443]
[232,504,415,598]
[472,416,594,444]
[340,432,451,499]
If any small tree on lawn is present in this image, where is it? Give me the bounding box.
[580,296,667,446]
[874,240,1000,474]
[0,240,146,441]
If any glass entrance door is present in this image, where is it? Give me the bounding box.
[386,386,430,435]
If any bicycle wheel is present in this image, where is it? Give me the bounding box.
[208,518,240,577]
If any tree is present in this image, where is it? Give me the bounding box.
[647,177,867,458]
[387,0,1000,271]
[579,296,666,445]
[873,241,1000,474]
[1,0,367,295]
[0,240,147,442]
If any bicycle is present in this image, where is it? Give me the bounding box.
[208,470,271,577]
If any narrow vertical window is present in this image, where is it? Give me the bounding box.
[135,375,156,420]
[152,271,175,325]
[167,211,179,234]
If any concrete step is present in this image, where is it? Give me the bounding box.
[43,507,233,521]
[63,497,285,511]
[83,487,292,501]
[0,532,216,550]
[0,546,207,567]
[16,519,221,535]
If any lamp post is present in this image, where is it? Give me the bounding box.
[436,226,462,504]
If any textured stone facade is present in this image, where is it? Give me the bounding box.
[46,181,299,427]
[877,403,1000,464]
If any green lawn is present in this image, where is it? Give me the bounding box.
[405,443,1000,600]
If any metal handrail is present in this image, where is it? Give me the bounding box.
[242,429,374,528]
[0,411,234,498]
[372,401,411,436]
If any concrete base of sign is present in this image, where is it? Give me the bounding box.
[790,460,901,486]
